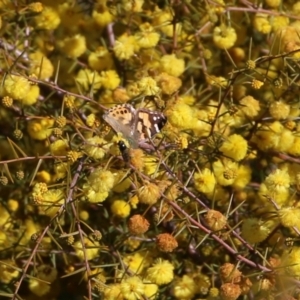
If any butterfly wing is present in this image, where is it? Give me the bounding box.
[103,104,167,148]
[103,104,140,148]
[136,109,167,141]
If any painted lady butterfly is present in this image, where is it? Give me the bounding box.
[103,104,167,148]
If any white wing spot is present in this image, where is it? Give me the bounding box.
[154,123,160,132]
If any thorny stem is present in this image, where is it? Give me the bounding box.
[12,158,86,300]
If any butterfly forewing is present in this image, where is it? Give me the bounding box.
[103,104,135,137]
[136,111,167,140]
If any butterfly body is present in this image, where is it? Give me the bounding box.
[118,140,131,162]
[103,104,167,148]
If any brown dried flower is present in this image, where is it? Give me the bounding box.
[128,214,150,235]
[156,233,178,252]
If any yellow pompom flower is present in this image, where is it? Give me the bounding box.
[75,69,102,91]
[258,169,290,207]
[220,134,248,161]
[281,162,300,185]
[165,102,195,131]
[50,139,69,156]
[213,25,237,49]
[258,182,290,207]
[28,265,58,296]
[155,72,182,95]
[129,195,139,209]
[38,189,65,217]
[213,159,238,186]
[205,210,227,231]
[173,275,197,299]
[100,70,121,90]
[293,2,300,14]
[7,199,19,212]
[58,34,86,58]
[194,168,216,195]
[253,14,271,34]
[32,182,48,195]
[93,9,114,27]
[277,128,294,152]
[123,252,149,274]
[36,170,51,184]
[146,259,174,285]
[84,136,110,160]
[130,148,145,171]
[34,6,61,30]
[79,210,89,221]
[232,165,252,190]
[113,171,132,193]
[137,76,160,96]
[103,284,123,299]
[269,100,290,120]
[53,162,68,180]
[229,46,246,64]
[265,169,290,193]
[144,281,158,299]
[83,168,115,203]
[88,47,114,71]
[152,9,179,37]
[278,207,300,228]
[265,0,280,8]
[27,118,54,140]
[288,136,300,156]
[239,96,260,118]
[73,237,100,261]
[282,247,300,276]
[3,75,31,100]
[30,51,54,80]
[271,16,289,32]
[0,260,19,284]
[143,155,160,176]
[135,22,160,48]
[111,200,131,218]
[137,181,161,205]
[22,85,40,106]
[206,75,228,88]
[113,33,139,60]
[251,121,282,151]
[0,230,10,251]
[126,82,143,98]
[103,283,123,299]
[57,2,82,31]
[0,205,10,228]
[124,237,141,251]
[19,219,40,247]
[122,0,144,12]
[120,276,145,300]
[85,113,96,127]
[160,54,185,77]
[241,218,273,244]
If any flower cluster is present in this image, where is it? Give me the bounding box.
[2,0,300,299]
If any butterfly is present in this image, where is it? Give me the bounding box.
[103,104,167,148]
